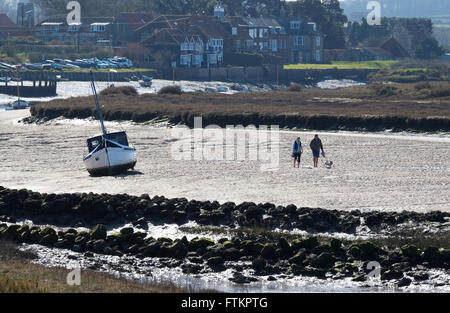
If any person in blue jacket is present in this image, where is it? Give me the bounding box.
[292,137,303,168]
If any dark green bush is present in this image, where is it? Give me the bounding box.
[100,86,137,96]
[224,52,264,67]
[158,85,182,95]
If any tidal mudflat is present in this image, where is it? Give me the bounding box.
[0,109,449,292]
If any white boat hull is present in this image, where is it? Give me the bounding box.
[84,147,137,176]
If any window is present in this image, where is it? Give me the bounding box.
[316,50,321,62]
[316,37,321,47]
[235,40,241,49]
[295,36,304,46]
[68,24,80,32]
[180,54,191,65]
[232,27,237,35]
[290,20,300,30]
[270,39,277,52]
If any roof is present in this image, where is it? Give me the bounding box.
[380,37,410,58]
[242,17,280,28]
[362,47,392,57]
[118,13,155,30]
[135,15,191,33]
[0,14,16,27]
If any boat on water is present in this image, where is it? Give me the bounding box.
[83,73,137,176]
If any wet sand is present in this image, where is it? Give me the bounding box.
[1,109,449,213]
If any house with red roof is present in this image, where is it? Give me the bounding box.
[0,13,34,39]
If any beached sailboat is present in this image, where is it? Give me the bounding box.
[83,73,137,176]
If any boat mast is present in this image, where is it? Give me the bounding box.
[90,71,107,137]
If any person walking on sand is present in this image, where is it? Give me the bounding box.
[310,134,324,168]
[292,137,303,168]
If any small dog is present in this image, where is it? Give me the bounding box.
[325,160,333,169]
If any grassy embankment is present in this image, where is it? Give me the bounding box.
[285,59,450,83]
[284,60,398,70]
[0,240,199,293]
[30,82,450,132]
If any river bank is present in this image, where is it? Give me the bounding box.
[0,187,449,292]
[28,83,450,132]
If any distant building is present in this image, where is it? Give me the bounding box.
[137,12,325,67]
[326,37,409,62]
[214,5,225,20]
[0,13,33,39]
[36,17,114,46]
[114,13,154,46]
[17,2,35,28]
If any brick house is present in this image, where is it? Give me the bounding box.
[138,15,229,68]
[0,13,34,39]
[114,13,154,46]
[36,17,114,46]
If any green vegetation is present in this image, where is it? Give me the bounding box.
[284,60,398,70]
[158,85,183,95]
[100,86,138,96]
[0,240,200,293]
[30,82,450,132]
[224,52,264,67]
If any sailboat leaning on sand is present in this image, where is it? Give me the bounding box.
[83,72,137,176]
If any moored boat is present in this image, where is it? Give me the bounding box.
[83,72,137,176]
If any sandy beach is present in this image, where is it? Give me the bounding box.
[1,109,449,213]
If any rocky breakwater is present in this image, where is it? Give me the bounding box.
[0,186,449,288]
[1,222,449,287]
[0,186,449,236]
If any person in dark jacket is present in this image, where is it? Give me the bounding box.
[292,137,303,168]
[310,134,324,168]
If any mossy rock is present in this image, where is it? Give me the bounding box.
[260,243,276,259]
[64,233,76,242]
[359,242,378,258]
[90,224,107,240]
[2,225,21,240]
[439,248,450,263]
[400,244,420,259]
[189,238,215,251]
[120,227,134,236]
[40,233,58,246]
[278,237,291,254]
[74,235,88,245]
[39,227,56,237]
[422,246,442,266]
[292,237,319,250]
[287,263,303,276]
[168,238,188,259]
[348,245,362,259]
[330,238,342,250]
[311,252,336,269]
[17,225,30,234]
[29,229,42,243]
[288,250,307,265]
[206,256,224,268]
[223,240,235,249]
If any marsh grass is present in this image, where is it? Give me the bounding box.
[0,240,213,293]
[178,226,450,250]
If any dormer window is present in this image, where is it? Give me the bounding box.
[68,23,81,32]
[91,23,109,32]
[290,20,300,30]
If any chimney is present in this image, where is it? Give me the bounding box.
[214,5,225,20]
